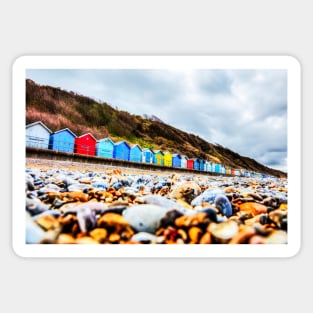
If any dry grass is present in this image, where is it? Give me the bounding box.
[26,107,109,138]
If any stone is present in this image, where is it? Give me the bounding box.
[214,194,233,217]
[123,204,169,233]
[239,202,268,216]
[191,188,225,207]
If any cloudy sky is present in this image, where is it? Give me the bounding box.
[26,69,287,172]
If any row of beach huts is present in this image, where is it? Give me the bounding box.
[25,121,269,178]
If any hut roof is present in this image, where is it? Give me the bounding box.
[97,137,115,144]
[130,144,143,151]
[115,141,131,148]
[76,132,97,141]
[153,150,164,155]
[52,128,77,137]
[26,121,52,133]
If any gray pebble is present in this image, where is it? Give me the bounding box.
[26,213,46,243]
[131,232,164,243]
[191,188,225,206]
[26,198,50,216]
[123,204,170,233]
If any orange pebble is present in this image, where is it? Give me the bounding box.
[239,202,268,216]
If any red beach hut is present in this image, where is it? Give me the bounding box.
[74,133,97,156]
[187,159,194,169]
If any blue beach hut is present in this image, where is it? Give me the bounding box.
[49,128,76,153]
[215,163,222,173]
[113,141,130,161]
[172,154,182,168]
[142,148,153,163]
[129,144,143,162]
[199,159,205,171]
[193,158,200,171]
[96,137,114,158]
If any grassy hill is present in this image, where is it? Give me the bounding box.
[25,79,287,178]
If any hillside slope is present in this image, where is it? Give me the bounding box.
[25,79,287,178]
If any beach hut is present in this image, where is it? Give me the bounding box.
[180,155,188,168]
[219,164,224,174]
[234,169,241,176]
[153,150,164,166]
[212,163,218,173]
[204,161,208,172]
[129,144,142,163]
[172,154,182,168]
[113,141,130,161]
[163,151,172,167]
[187,159,194,170]
[74,133,97,156]
[142,148,153,163]
[215,163,222,174]
[211,163,217,173]
[96,137,115,158]
[199,159,205,171]
[26,121,52,149]
[226,166,232,175]
[205,161,212,172]
[209,162,214,172]
[192,158,200,171]
[49,128,76,153]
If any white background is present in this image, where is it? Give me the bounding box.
[1,1,310,312]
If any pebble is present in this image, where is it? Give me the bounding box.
[91,181,108,190]
[214,194,233,217]
[169,180,202,204]
[26,213,46,243]
[24,164,288,245]
[191,188,225,206]
[209,220,239,243]
[131,232,164,244]
[26,198,50,216]
[123,204,170,233]
[238,202,268,216]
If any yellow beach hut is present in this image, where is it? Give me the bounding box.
[163,151,172,167]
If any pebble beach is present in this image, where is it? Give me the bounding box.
[25,159,288,244]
